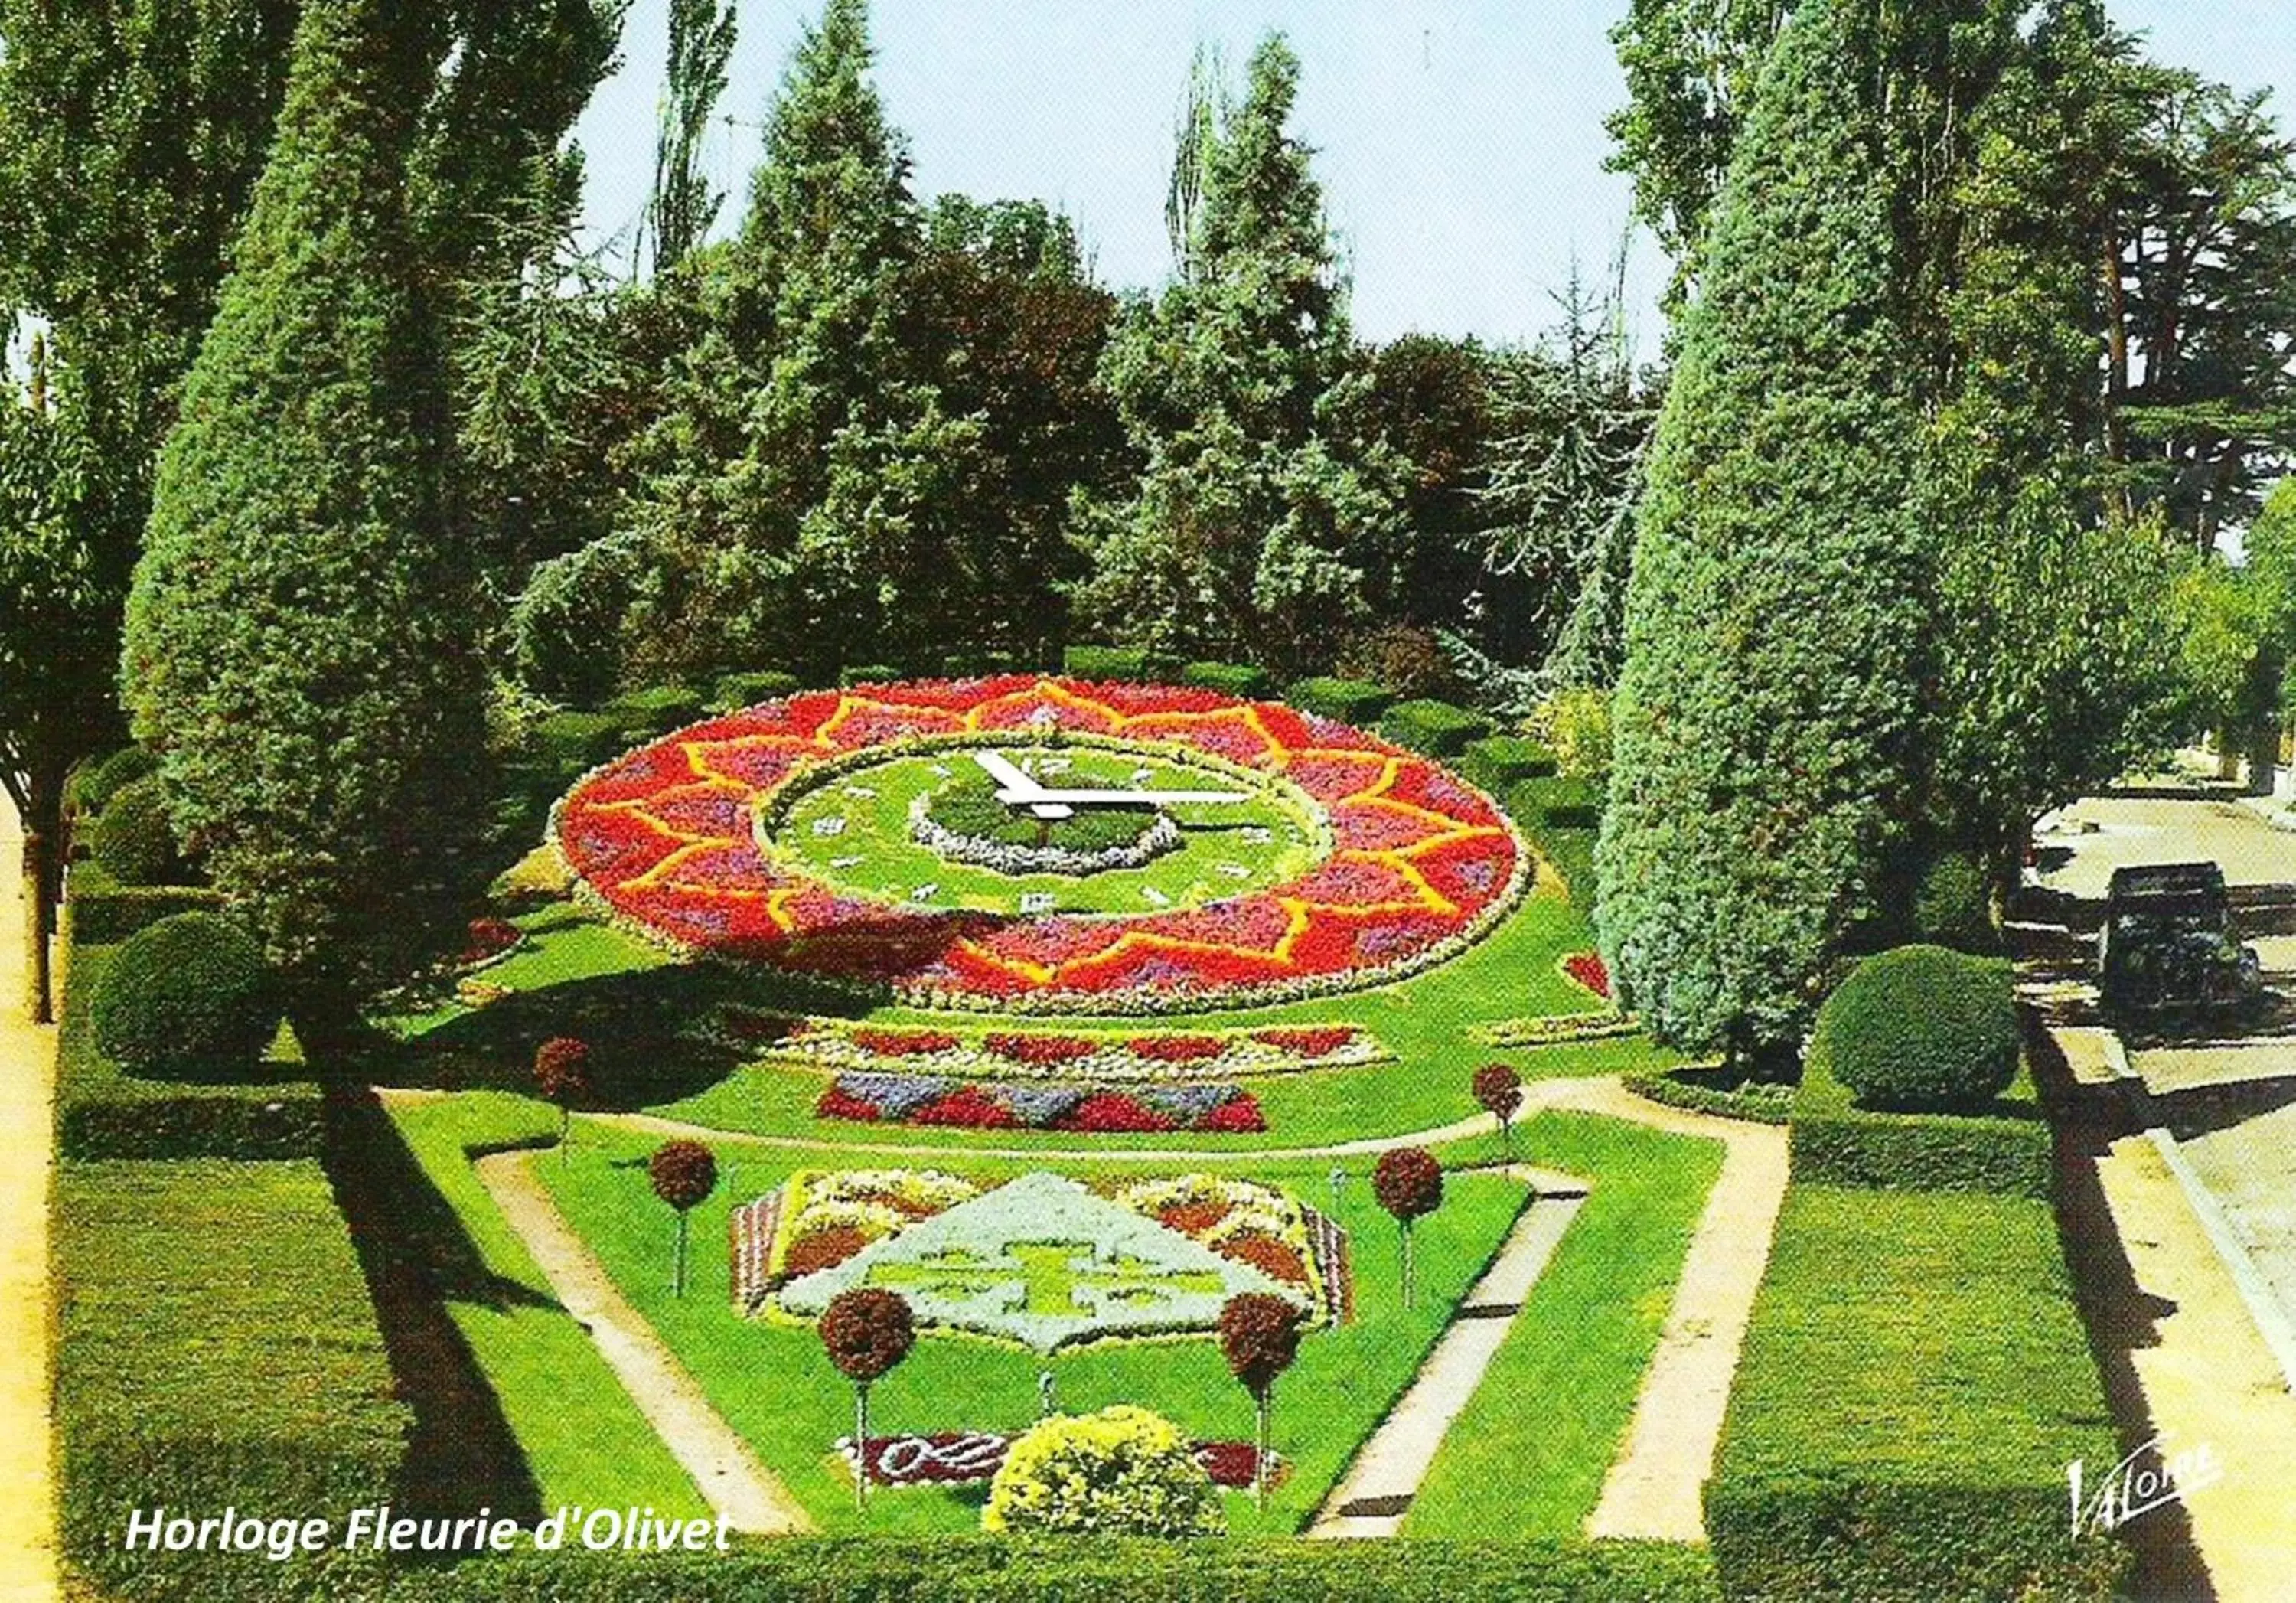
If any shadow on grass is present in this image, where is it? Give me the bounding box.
[325,1086,551,1523]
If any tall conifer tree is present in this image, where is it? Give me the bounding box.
[1597,0,1929,1062]
[122,0,484,1003]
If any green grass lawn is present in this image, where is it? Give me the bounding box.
[531,1127,1533,1536]
[385,1093,709,1520]
[1404,1115,1724,1537]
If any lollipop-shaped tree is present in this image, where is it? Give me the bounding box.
[648,1139,716,1297]
[819,1287,916,1512]
[534,1036,591,1161]
[1218,1292,1304,1508]
[1373,1147,1444,1308]
[1472,1063,1525,1161]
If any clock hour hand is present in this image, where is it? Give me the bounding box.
[972,749,1048,800]
[1023,788,1251,805]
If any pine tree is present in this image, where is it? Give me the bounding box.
[1077,37,1401,675]
[121,0,484,1004]
[1596,0,1930,1063]
[645,0,739,276]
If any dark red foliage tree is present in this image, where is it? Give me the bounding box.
[648,1138,716,1298]
[1373,1147,1445,1308]
[533,1034,591,1160]
[820,1286,917,1512]
[1472,1062,1525,1160]
[1219,1291,1304,1507]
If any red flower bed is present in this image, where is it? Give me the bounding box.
[1563,951,1612,1000]
[1215,1231,1309,1286]
[814,1087,883,1123]
[555,678,1525,1009]
[460,916,521,965]
[1251,1027,1357,1056]
[983,1032,1097,1066]
[1158,1200,1232,1234]
[1127,1034,1226,1063]
[1196,1094,1268,1134]
[782,1226,869,1278]
[1054,1092,1179,1134]
[850,1028,959,1056]
[909,1086,1021,1128]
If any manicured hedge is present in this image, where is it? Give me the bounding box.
[1062,644,1170,683]
[1707,1185,2125,1602]
[529,710,628,774]
[841,663,903,687]
[1624,1072,1792,1126]
[1181,660,1273,697]
[1792,1007,2050,1198]
[1377,698,1492,757]
[382,1538,1720,1603]
[91,912,279,1081]
[1461,735,1557,792]
[57,944,321,1161]
[89,775,184,886]
[72,744,161,816]
[1508,774,1601,829]
[1812,945,2017,1112]
[602,684,706,738]
[66,860,223,945]
[1284,677,1394,724]
[56,1159,409,1603]
[709,668,803,712]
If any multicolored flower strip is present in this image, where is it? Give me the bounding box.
[553,677,1528,1012]
[837,1431,1280,1490]
[729,1167,1352,1337]
[690,1007,1387,1084]
[817,1072,1267,1134]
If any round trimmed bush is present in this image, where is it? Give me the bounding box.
[73,745,160,815]
[91,911,279,1080]
[983,1405,1225,1537]
[1813,943,2018,1112]
[88,775,185,886]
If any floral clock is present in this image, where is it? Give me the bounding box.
[552,677,1527,1013]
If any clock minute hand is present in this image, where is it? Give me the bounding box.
[1024,787,1251,805]
[971,749,1049,801]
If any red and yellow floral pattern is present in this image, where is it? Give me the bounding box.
[553,677,1526,1011]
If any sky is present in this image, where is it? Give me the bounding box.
[572,2,2295,355]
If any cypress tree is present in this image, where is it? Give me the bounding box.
[121,0,484,1003]
[1596,0,1929,1063]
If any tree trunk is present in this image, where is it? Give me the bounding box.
[1254,1388,1271,1510]
[673,1210,690,1297]
[21,821,52,1025]
[1401,1220,1416,1309]
[854,1384,871,1512]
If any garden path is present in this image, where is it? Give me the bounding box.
[473,1150,816,1536]
[1569,1079,1789,1542]
[1307,1185,1587,1539]
[0,795,59,1603]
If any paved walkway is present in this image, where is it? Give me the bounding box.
[0,796,59,1603]
[1308,1186,1587,1538]
[1573,1079,1789,1542]
[473,1151,814,1534]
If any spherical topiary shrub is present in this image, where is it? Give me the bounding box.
[89,775,184,886]
[983,1405,1225,1538]
[1812,943,2018,1113]
[91,911,278,1079]
[74,745,161,816]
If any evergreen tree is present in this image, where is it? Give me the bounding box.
[1075,37,1401,676]
[644,0,739,276]
[1597,0,1929,1063]
[121,0,484,1004]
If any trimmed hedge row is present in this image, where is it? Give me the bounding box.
[56,1158,409,1603]
[600,684,706,738]
[56,942,321,1161]
[1061,644,1173,683]
[840,663,902,687]
[378,1538,1720,1603]
[1375,698,1490,757]
[1792,1011,2050,1199]
[710,668,802,712]
[1181,660,1273,697]
[66,860,223,945]
[1284,676,1394,724]
[1707,1185,2125,1602]
[1623,1072,1792,1126]
[1461,736,1557,792]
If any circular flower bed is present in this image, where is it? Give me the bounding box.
[553,677,1527,1013]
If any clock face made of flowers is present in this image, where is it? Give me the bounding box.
[553,677,1528,1012]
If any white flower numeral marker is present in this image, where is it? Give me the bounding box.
[843,785,878,799]
[1242,827,1272,844]
[1141,886,1171,906]
[1218,862,1252,879]
[929,763,952,778]
[911,883,940,903]
[1019,893,1056,913]
[831,855,863,870]
[812,816,847,837]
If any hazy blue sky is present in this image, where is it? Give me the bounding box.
[571,2,2292,353]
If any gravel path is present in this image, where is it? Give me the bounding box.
[473,1150,815,1535]
[0,795,59,1602]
